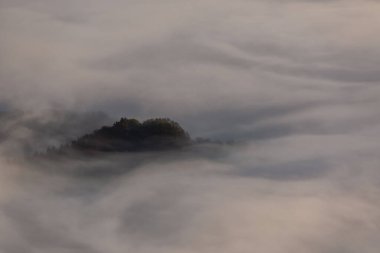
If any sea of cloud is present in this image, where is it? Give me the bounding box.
[0,120,379,253]
[1,0,380,252]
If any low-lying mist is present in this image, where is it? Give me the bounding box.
[1,0,380,252]
[0,111,379,253]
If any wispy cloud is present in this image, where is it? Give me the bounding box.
[1,0,380,252]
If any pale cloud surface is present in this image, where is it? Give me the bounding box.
[1,0,380,252]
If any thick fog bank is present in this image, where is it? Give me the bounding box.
[1,0,380,252]
[0,123,379,253]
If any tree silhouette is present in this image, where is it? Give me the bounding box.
[64,117,191,153]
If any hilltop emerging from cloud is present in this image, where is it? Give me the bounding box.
[47,118,192,155]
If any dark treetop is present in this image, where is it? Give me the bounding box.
[55,118,191,154]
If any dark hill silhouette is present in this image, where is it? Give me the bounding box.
[52,118,191,154]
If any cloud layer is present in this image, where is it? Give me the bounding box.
[1,0,380,252]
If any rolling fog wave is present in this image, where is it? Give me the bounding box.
[1,0,380,252]
[0,129,379,253]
